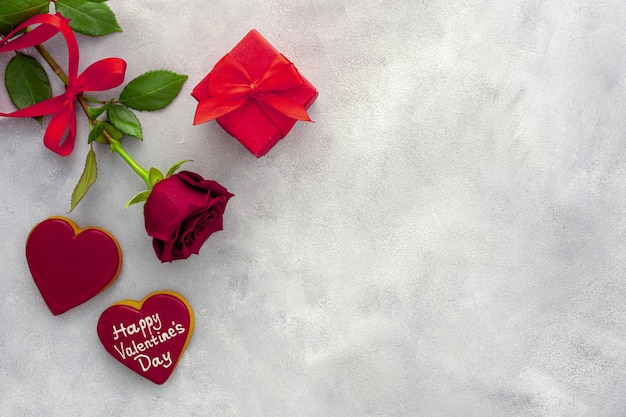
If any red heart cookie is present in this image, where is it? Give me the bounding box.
[97,291,194,385]
[25,217,122,315]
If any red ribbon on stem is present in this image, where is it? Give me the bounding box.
[193,53,311,127]
[0,13,126,156]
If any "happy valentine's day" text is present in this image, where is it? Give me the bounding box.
[111,313,186,372]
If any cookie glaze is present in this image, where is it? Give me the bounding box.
[25,217,122,315]
[97,291,194,385]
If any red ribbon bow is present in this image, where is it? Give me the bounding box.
[0,13,126,156]
[193,53,311,127]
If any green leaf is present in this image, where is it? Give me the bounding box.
[148,167,163,188]
[69,148,97,212]
[119,70,188,111]
[166,159,192,178]
[103,122,123,140]
[124,190,151,209]
[0,0,49,35]
[88,120,122,144]
[5,54,51,123]
[107,104,142,139]
[55,0,121,36]
[88,122,106,144]
[87,101,111,120]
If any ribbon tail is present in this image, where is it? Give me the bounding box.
[257,93,312,122]
[0,95,68,118]
[193,94,248,125]
[43,105,76,157]
[76,58,127,92]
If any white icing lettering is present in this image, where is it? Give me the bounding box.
[135,354,151,371]
[110,317,187,373]
[134,352,173,371]
[112,323,127,340]
[132,340,146,353]
[162,351,172,368]
[112,314,162,341]
[153,314,162,331]
[113,342,126,359]
[126,323,140,337]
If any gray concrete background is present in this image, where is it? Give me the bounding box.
[2,1,626,416]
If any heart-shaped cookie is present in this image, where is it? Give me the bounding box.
[97,291,194,384]
[25,216,122,315]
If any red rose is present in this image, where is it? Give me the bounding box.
[143,171,234,262]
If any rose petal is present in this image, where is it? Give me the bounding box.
[144,176,209,241]
[177,171,234,197]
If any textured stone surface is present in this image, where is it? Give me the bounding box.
[2,1,626,416]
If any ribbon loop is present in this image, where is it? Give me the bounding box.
[255,55,303,92]
[0,14,68,53]
[75,58,127,92]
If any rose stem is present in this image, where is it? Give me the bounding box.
[34,44,69,85]
[108,137,151,188]
[34,39,152,189]
[33,43,91,121]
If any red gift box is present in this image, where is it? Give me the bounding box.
[192,30,318,157]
